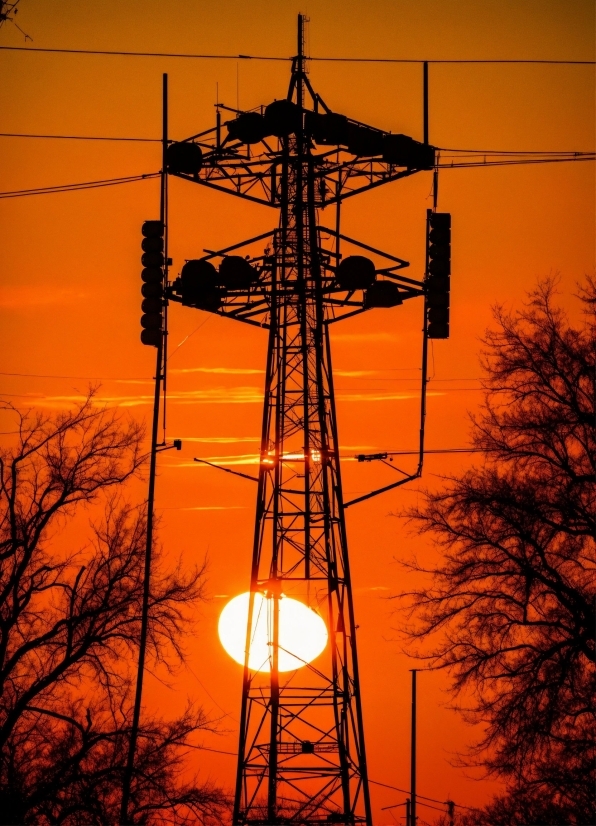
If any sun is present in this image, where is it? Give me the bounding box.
[218,592,328,672]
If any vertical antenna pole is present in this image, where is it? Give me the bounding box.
[406,797,411,826]
[423,61,429,144]
[335,165,341,261]
[120,73,168,826]
[162,74,169,439]
[298,12,303,72]
[410,669,417,826]
[418,208,432,477]
[418,309,429,472]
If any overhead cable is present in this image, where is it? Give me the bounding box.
[1,150,593,201]
[368,778,452,806]
[0,171,159,199]
[0,45,288,60]
[1,132,593,162]
[0,131,161,142]
[438,145,594,155]
[437,155,594,168]
[311,56,595,65]
[0,45,594,64]
[368,778,476,812]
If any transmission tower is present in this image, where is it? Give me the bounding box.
[139,14,451,825]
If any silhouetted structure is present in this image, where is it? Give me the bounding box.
[156,15,446,825]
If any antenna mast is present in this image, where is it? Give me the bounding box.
[158,13,450,822]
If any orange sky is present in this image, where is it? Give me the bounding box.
[1,1,594,822]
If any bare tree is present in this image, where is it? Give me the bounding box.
[400,278,595,824]
[432,778,595,826]
[0,395,227,824]
[0,1,33,41]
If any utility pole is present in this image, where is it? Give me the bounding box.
[411,669,418,826]
[121,73,169,825]
[423,61,429,145]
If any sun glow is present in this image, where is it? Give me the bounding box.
[218,592,328,672]
[261,449,323,465]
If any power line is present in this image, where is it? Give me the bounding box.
[0,171,159,199]
[1,152,592,201]
[369,779,477,812]
[167,316,212,360]
[385,448,484,455]
[1,45,594,64]
[344,377,483,382]
[368,778,448,806]
[417,801,451,813]
[439,145,593,155]
[382,800,450,814]
[1,133,592,160]
[312,57,596,65]
[0,370,148,380]
[0,45,288,60]
[0,131,161,142]
[438,155,595,168]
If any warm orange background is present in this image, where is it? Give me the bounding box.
[1,1,594,822]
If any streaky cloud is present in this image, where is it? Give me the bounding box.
[170,366,264,375]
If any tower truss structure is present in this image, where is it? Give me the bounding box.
[164,16,437,825]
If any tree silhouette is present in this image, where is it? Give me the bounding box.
[401,279,595,824]
[0,395,227,824]
[434,778,595,826]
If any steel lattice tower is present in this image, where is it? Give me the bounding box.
[233,46,372,825]
[157,14,441,824]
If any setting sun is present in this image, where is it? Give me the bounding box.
[218,592,328,672]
